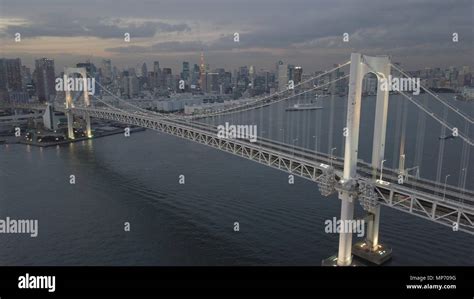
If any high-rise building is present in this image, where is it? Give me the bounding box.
[293,66,303,85]
[21,65,32,90]
[141,62,148,78]
[191,64,200,88]
[199,51,206,90]
[121,70,139,98]
[153,61,161,89]
[278,62,288,91]
[223,71,232,94]
[162,68,173,90]
[249,65,255,88]
[237,66,249,91]
[287,64,295,81]
[35,58,56,103]
[0,58,23,92]
[206,72,219,93]
[153,61,160,72]
[140,63,148,90]
[101,59,112,84]
[181,61,190,82]
[0,60,6,93]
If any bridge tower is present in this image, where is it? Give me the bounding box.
[324,53,392,266]
[64,67,92,139]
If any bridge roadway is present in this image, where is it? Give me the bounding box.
[5,103,474,234]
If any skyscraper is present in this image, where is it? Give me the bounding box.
[101,59,112,84]
[153,61,161,89]
[121,70,139,98]
[35,58,56,103]
[0,58,23,92]
[278,62,288,91]
[141,63,148,78]
[162,68,173,90]
[140,63,148,89]
[191,64,200,88]
[294,66,303,84]
[181,61,190,82]
[199,51,206,90]
[206,72,219,93]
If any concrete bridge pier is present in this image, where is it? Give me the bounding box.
[66,109,75,140]
[323,53,393,266]
[85,115,92,138]
[64,67,92,139]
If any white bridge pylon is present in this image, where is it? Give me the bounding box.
[336,53,391,266]
[64,67,92,139]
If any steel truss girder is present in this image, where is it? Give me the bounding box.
[367,178,474,235]
[69,107,327,183]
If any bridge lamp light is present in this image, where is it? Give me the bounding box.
[380,159,387,181]
[443,174,451,201]
[292,138,298,156]
[330,147,336,167]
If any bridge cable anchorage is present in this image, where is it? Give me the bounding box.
[390,63,474,124]
[192,61,351,119]
[362,60,474,147]
[194,75,350,119]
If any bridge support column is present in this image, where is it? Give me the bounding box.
[352,54,392,265]
[353,205,391,265]
[366,206,380,250]
[322,53,363,266]
[323,53,394,266]
[66,110,75,140]
[85,115,92,138]
[64,67,92,140]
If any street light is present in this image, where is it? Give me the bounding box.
[312,135,317,154]
[330,147,336,167]
[379,159,387,181]
[443,174,451,201]
[293,138,298,156]
[399,154,405,174]
[460,168,467,192]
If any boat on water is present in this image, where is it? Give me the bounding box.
[286,103,323,111]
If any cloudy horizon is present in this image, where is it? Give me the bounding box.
[0,0,472,73]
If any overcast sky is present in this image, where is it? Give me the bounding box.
[0,0,472,73]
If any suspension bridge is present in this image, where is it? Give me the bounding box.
[2,53,473,266]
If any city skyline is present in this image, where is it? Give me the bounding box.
[0,0,472,72]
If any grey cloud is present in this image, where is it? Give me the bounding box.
[107,41,208,53]
[107,0,472,55]
[0,0,472,70]
[2,14,190,38]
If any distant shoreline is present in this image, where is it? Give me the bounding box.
[0,127,146,147]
